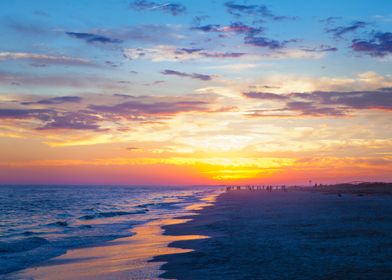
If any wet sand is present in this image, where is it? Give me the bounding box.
[154,189,392,280]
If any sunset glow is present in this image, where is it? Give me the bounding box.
[0,0,391,185]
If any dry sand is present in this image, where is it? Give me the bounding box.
[154,189,392,280]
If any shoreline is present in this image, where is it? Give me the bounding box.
[154,188,392,279]
[6,190,221,280]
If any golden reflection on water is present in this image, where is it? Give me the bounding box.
[185,191,220,212]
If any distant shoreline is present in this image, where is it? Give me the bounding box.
[300,182,392,195]
[223,182,392,195]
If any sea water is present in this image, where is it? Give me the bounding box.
[0,185,219,275]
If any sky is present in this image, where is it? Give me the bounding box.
[0,0,391,185]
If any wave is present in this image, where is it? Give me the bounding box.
[78,209,147,220]
[0,185,217,276]
[136,201,181,210]
[47,221,69,227]
[0,237,49,254]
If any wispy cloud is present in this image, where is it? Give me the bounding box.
[300,45,338,53]
[224,1,296,21]
[191,22,263,36]
[0,52,91,65]
[66,32,123,44]
[242,92,288,100]
[21,96,83,106]
[123,45,247,61]
[205,63,266,71]
[326,21,368,38]
[161,69,215,81]
[129,0,186,16]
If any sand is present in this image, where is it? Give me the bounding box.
[7,188,392,279]
[153,189,392,280]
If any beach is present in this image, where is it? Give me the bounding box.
[3,185,392,279]
[154,188,392,280]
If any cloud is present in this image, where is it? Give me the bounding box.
[0,108,54,120]
[300,45,338,53]
[192,21,330,58]
[123,46,198,61]
[191,21,305,54]
[113,93,136,98]
[191,24,222,32]
[37,111,103,131]
[284,101,347,116]
[224,1,270,17]
[244,88,392,117]
[161,69,214,81]
[21,96,83,106]
[326,21,368,38]
[143,80,165,86]
[226,22,263,34]
[103,24,185,44]
[0,108,101,131]
[248,71,392,93]
[197,51,247,58]
[123,45,332,65]
[244,36,290,49]
[0,93,220,133]
[191,22,263,36]
[0,52,91,65]
[242,92,288,100]
[66,32,123,44]
[0,69,127,89]
[89,100,210,117]
[351,32,392,57]
[257,45,337,59]
[123,45,247,61]
[320,17,342,25]
[306,89,392,110]
[224,1,295,20]
[205,63,265,71]
[129,0,186,16]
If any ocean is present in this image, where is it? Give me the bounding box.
[0,185,219,276]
